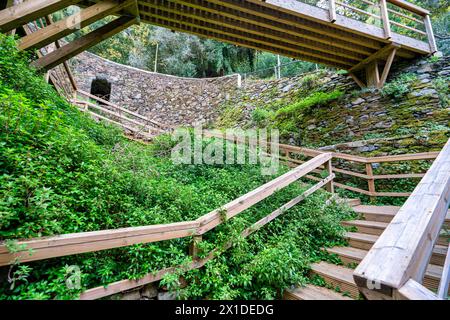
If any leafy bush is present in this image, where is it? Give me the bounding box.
[251,108,273,127]
[381,73,418,99]
[0,34,353,300]
[275,90,343,118]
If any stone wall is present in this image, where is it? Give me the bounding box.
[71,52,240,126]
[220,56,450,156]
[71,51,449,156]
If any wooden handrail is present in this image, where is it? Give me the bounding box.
[353,138,450,299]
[205,129,439,198]
[0,153,332,267]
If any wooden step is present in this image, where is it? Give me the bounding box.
[344,232,378,251]
[343,220,449,245]
[325,246,367,265]
[324,246,449,295]
[344,232,448,266]
[337,198,361,207]
[284,284,352,300]
[353,205,450,227]
[342,220,388,236]
[310,261,359,299]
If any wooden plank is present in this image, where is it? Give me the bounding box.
[424,15,437,53]
[140,14,351,70]
[140,0,366,62]
[366,151,439,163]
[18,0,134,51]
[379,0,392,39]
[378,47,397,88]
[77,89,170,129]
[175,0,374,56]
[213,0,382,49]
[81,175,331,299]
[138,8,356,67]
[31,16,138,70]
[366,163,376,196]
[437,244,450,299]
[349,43,400,73]
[74,99,163,133]
[387,0,429,16]
[0,0,81,32]
[354,138,450,296]
[79,107,154,137]
[396,279,438,300]
[196,153,332,234]
[0,221,199,266]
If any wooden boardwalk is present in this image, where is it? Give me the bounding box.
[0,0,438,88]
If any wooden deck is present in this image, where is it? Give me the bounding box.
[0,0,438,88]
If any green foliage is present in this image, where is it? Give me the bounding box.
[0,35,353,300]
[275,90,344,118]
[251,108,274,127]
[433,76,450,108]
[381,73,418,99]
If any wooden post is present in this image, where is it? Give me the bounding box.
[365,163,375,200]
[325,160,334,193]
[379,0,391,39]
[189,235,202,260]
[365,61,380,88]
[424,15,437,53]
[329,0,336,22]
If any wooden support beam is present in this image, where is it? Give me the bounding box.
[0,0,81,33]
[31,16,138,70]
[19,0,135,51]
[423,15,437,53]
[365,61,380,88]
[140,14,351,69]
[349,72,365,89]
[140,1,363,63]
[378,47,397,88]
[349,43,400,73]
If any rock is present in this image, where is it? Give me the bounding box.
[356,144,379,153]
[307,124,317,130]
[281,84,294,92]
[120,290,141,300]
[141,284,158,299]
[351,98,365,105]
[158,292,177,300]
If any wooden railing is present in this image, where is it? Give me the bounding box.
[299,0,436,52]
[72,89,173,140]
[0,152,334,299]
[354,138,450,300]
[204,130,439,199]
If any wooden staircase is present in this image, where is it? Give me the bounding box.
[284,200,449,300]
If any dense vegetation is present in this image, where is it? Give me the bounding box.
[0,35,354,299]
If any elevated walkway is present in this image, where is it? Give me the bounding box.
[0,0,438,88]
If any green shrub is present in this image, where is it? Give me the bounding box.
[251,108,273,127]
[276,90,343,118]
[381,73,417,99]
[0,34,353,300]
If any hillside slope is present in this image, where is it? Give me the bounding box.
[0,35,353,300]
[215,56,450,157]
